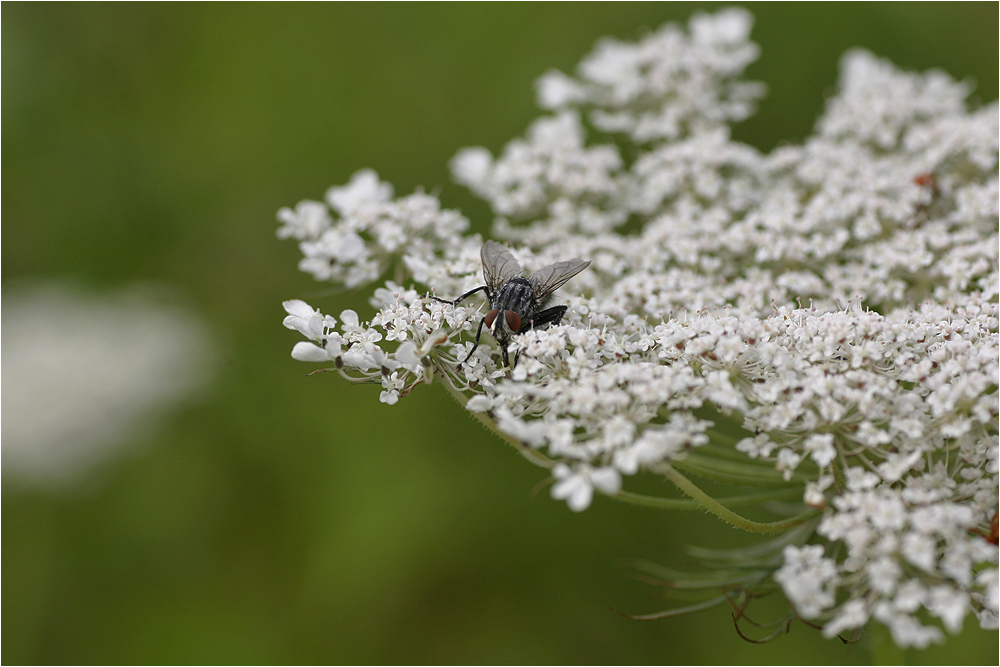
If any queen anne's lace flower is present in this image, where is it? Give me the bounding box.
[279,9,997,648]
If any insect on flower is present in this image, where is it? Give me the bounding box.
[432,241,591,368]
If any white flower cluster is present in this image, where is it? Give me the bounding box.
[534,7,765,142]
[277,169,471,288]
[777,462,998,648]
[279,9,998,646]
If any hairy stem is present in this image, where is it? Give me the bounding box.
[439,370,555,469]
[612,487,804,510]
[657,464,819,534]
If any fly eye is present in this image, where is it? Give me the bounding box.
[484,309,499,328]
[505,311,521,332]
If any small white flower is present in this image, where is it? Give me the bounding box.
[393,341,421,369]
[803,433,837,468]
[450,147,493,189]
[325,168,393,216]
[340,309,362,334]
[878,449,924,483]
[291,341,334,363]
[803,475,834,508]
[868,556,902,594]
[735,433,776,459]
[276,200,332,241]
[822,598,870,638]
[977,569,1000,615]
[535,69,588,109]
[926,585,969,634]
[282,299,338,341]
[874,602,944,649]
[774,545,839,618]
[494,410,550,448]
[900,532,937,572]
[775,448,802,481]
[379,371,405,406]
[341,345,378,371]
[551,463,622,512]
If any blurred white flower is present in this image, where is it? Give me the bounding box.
[551,463,622,512]
[774,545,839,619]
[2,282,215,487]
[325,168,394,216]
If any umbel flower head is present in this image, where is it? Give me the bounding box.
[278,8,998,649]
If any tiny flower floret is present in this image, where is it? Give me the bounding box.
[551,463,622,512]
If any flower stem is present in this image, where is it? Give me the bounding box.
[612,487,804,510]
[657,464,819,534]
[439,371,555,469]
[867,617,905,665]
[672,453,809,486]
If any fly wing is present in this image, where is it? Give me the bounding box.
[481,241,522,291]
[528,258,591,302]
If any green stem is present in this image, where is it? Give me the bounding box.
[439,373,554,469]
[657,464,819,534]
[672,455,802,487]
[705,428,742,447]
[615,595,729,620]
[867,619,905,665]
[697,442,758,462]
[612,487,804,510]
[440,369,814,532]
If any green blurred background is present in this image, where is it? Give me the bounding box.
[3,3,997,664]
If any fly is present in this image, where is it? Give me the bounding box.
[431,241,591,368]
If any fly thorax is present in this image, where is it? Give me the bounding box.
[494,277,534,312]
[491,278,535,337]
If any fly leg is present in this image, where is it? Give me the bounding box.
[510,305,568,370]
[428,284,489,306]
[427,285,495,369]
[522,305,567,330]
[458,316,489,368]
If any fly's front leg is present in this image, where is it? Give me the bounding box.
[428,284,489,306]
[427,284,495,369]
[457,316,490,368]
